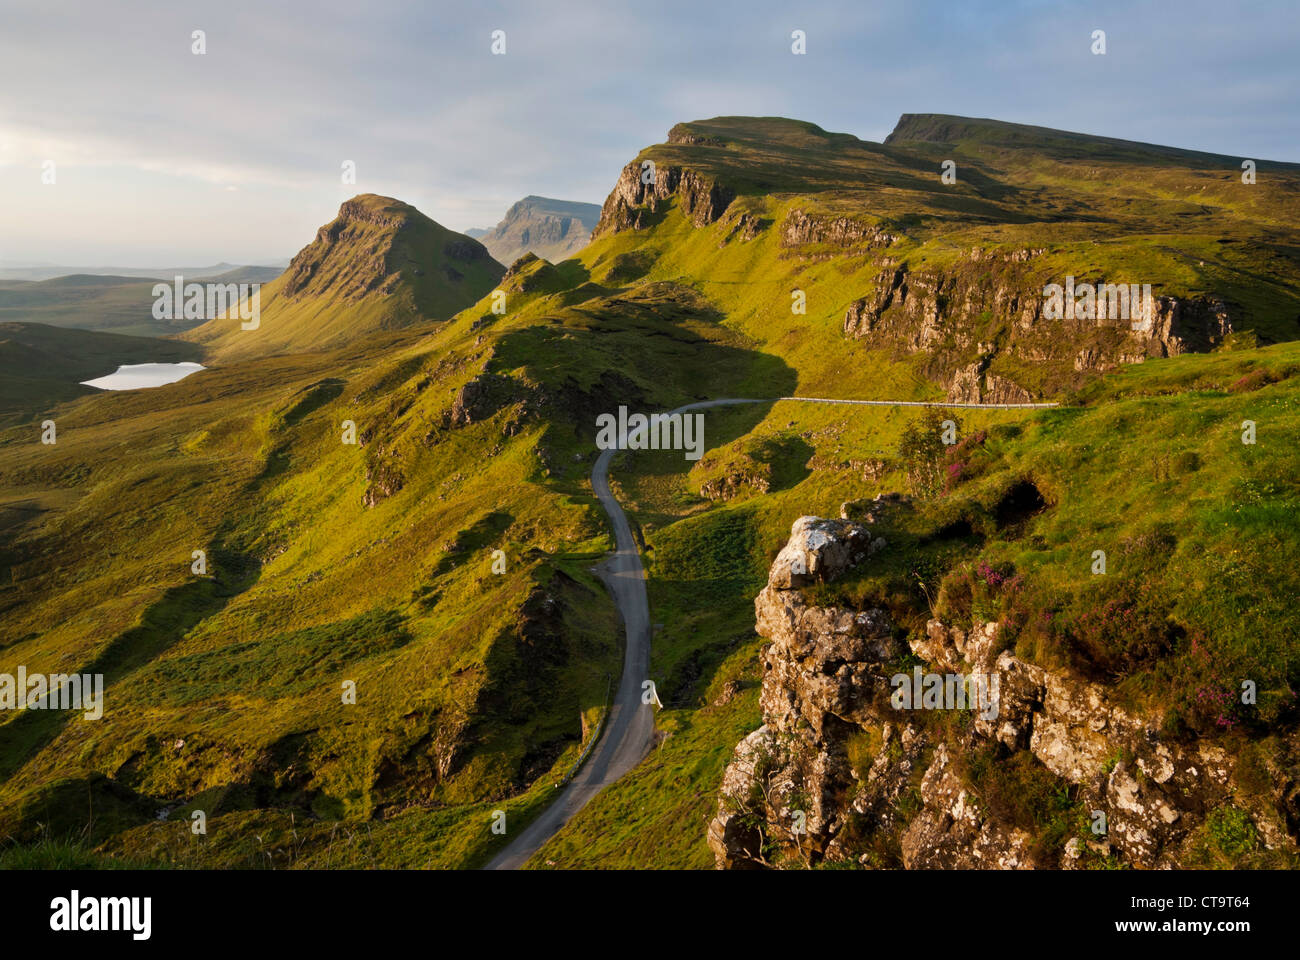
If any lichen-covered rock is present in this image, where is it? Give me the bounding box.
[593,160,734,237]
[709,515,897,868]
[710,513,1283,870]
[900,744,1036,869]
[767,515,880,589]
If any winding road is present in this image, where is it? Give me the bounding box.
[484,395,1056,869]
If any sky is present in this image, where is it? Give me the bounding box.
[2,0,1297,266]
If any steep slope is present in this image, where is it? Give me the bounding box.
[709,345,1300,870]
[469,196,600,266]
[4,115,1299,872]
[0,299,621,867]
[486,116,1300,868]
[0,213,786,869]
[590,115,1300,402]
[184,195,504,360]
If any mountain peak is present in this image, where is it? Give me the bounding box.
[279,195,495,303]
[185,196,503,358]
[334,193,421,228]
[473,195,600,264]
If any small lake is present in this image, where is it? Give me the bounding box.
[82,362,206,391]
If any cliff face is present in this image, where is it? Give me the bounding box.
[592,160,736,238]
[593,154,1236,401]
[708,514,1297,870]
[839,250,1235,402]
[587,118,1279,403]
[471,196,600,266]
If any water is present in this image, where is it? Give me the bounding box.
[81,362,206,391]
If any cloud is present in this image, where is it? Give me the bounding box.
[0,0,1295,263]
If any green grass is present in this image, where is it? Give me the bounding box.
[0,321,202,426]
[185,194,505,360]
[4,116,1299,869]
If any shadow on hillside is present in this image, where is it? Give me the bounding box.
[0,546,261,782]
[282,378,346,425]
[488,281,798,503]
[430,510,515,578]
[647,575,767,709]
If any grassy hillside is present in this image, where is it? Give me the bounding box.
[0,276,173,338]
[0,322,202,427]
[510,116,1300,867]
[0,320,621,865]
[602,114,1300,353]
[3,116,1298,870]
[0,232,791,868]
[184,195,505,360]
[0,267,286,337]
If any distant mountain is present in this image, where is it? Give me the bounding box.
[0,261,288,283]
[0,275,182,337]
[471,195,600,266]
[184,194,504,359]
[197,264,285,285]
[0,266,287,338]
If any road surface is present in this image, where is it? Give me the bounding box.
[484,395,1056,869]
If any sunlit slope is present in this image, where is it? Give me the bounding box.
[575,115,1300,403]
[184,194,505,360]
[0,317,621,862]
[0,236,794,867]
[462,116,1300,867]
[5,113,1299,869]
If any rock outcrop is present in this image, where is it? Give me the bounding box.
[781,209,896,253]
[593,160,735,238]
[709,515,1294,870]
[840,251,1236,400]
[446,372,524,427]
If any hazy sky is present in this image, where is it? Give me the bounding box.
[2,0,1297,265]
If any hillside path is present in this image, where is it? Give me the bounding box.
[484,395,1056,869]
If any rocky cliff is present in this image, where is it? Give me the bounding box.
[588,118,1278,404]
[469,196,600,266]
[593,160,736,238]
[708,514,1298,869]
[840,249,1236,402]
